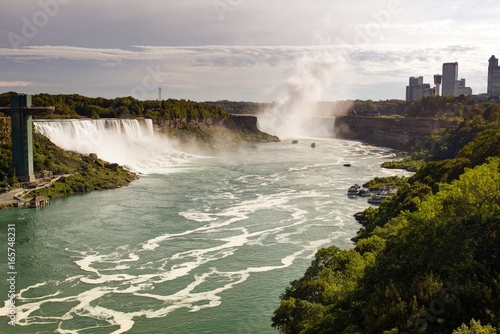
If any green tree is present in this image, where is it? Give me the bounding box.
[453,319,497,334]
[272,247,371,334]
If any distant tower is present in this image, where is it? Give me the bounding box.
[158,87,162,101]
[6,94,54,182]
[488,55,500,99]
[11,94,35,182]
[434,74,442,96]
[442,62,458,96]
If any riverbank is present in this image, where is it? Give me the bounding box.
[272,104,500,333]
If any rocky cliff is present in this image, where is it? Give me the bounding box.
[155,115,279,152]
[334,116,459,150]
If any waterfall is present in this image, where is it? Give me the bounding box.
[33,118,191,174]
[257,115,336,138]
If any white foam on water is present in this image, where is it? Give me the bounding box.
[16,284,138,333]
[141,190,307,251]
[128,248,309,320]
[10,137,418,333]
[10,187,341,331]
[178,211,218,223]
[74,253,105,275]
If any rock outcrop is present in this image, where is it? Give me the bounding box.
[154,115,279,152]
[334,116,459,150]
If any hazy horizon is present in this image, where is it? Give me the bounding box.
[1,0,499,102]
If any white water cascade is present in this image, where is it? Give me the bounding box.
[34,119,192,174]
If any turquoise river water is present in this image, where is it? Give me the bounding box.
[0,138,411,333]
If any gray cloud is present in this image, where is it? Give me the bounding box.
[0,0,499,100]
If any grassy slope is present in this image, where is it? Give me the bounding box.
[0,120,137,201]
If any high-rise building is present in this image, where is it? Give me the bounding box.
[455,78,472,96]
[409,76,423,87]
[442,62,458,96]
[406,76,434,102]
[488,55,500,99]
[441,62,472,97]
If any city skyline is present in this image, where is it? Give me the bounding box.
[406,55,499,102]
[1,0,499,102]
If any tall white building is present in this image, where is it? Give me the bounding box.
[488,55,500,99]
[442,62,458,96]
[442,62,472,97]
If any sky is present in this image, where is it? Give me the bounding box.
[0,0,499,102]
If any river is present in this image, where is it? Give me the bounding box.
[0,137,411,333]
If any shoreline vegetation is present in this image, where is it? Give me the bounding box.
[271,100,500,332]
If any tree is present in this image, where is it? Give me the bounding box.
[272,247,371,333]
[453,319,497,334]
[273,159,500,333]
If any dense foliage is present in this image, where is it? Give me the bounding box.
[351,99,407,116]
[381,157,426,172]
[381,98,500,174]
[272,102,500,333]
[207,100,274,114]
[0,118,18,188]
[26,160,136,198]
[0,92,229,120]
[208,96,497,119]
[206,99,407,116]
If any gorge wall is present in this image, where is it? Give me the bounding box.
[334,116,459,150]
[154,115,279,151]
[154,115,261,132]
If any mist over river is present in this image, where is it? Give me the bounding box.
[0,138,411,333]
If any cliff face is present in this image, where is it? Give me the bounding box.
[154,115,261,132]
[154,115,279,152]
[334,116,459,150]
[225,115,261,132]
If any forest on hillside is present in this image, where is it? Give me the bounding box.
[1,92,496,120]
[0,92,229,120]
[272,100,500,332]
[0,92,491,119]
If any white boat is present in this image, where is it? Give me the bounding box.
[347,184,361,196]
[348,184,372,197]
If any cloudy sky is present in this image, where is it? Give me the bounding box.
[0,0,499,102]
